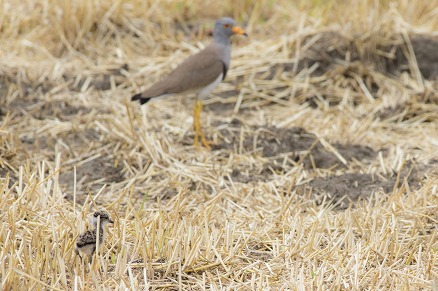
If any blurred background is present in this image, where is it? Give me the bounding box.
[0,1,437,290]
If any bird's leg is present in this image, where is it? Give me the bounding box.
[75,248,82,260]
[193,100,212,150]
[88,247,97,268]
[193,100,200,149]
[197,101,212,150]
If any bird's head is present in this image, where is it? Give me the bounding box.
[214,17,248,40]
[92,210,114,227]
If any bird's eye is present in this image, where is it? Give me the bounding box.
[224,24,230,28]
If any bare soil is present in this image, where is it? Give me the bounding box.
[306,162,424,210]
[1,33,437,209]
[287,32,438,81]
[210,121,427,209]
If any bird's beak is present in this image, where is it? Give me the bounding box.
[232,26,248,37]
[109,219,114,224]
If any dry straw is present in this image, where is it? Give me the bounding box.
[1,0,437,289]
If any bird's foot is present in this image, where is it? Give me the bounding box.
[200,132,212,150]
[193,132,212,150]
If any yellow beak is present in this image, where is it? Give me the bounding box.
[232,26,248,36]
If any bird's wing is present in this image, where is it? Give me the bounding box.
[140,45,227,98]
[76,231,95,247]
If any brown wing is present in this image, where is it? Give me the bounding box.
[140,45,226,98]
[76,230,96,248]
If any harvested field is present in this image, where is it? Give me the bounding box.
[1,0,437,289]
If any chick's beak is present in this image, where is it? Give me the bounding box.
[232,26,248,36]
[109,219,114,224]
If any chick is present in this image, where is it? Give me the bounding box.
[75,210,114,262]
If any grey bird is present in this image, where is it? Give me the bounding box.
[131,17,247,149]
[75,210,114,263]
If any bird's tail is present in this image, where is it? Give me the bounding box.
[131,93,152,105]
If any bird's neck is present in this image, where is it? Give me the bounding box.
[213,40,231,67]
[213,34,230,46]
[95,226,105,244]
[93,222,105,232]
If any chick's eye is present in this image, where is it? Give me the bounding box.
[224,24,230,28]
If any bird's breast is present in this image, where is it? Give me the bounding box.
[197,73,224,99]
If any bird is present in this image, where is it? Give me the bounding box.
[131,17,247,149]
[75,210,114,263]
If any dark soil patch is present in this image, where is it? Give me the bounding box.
[6,97,94,121]
[213,122,378,171]
[20,126,124,196]
[305,162,423,210]
[229,167,265,184]
[203,33,438,113]
[257,32,438,108]
[3,96,39,117]
[65,64,128,92]
[35,100,92,120]
[407,35,438,80]
[284,32,438,80]
[376,102,438,122]
[20,128,101,156]
[376,105,406,120]
[204,93,240,113]
[0,167,17,188]
[0,80,8,109]
[59,155,125,195]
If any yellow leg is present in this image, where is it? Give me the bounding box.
[193,100,200,149]
[193,100,211,150]
[197,101,212,150]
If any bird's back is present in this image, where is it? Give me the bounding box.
[76,229,104,247]
[139,45,227,99]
